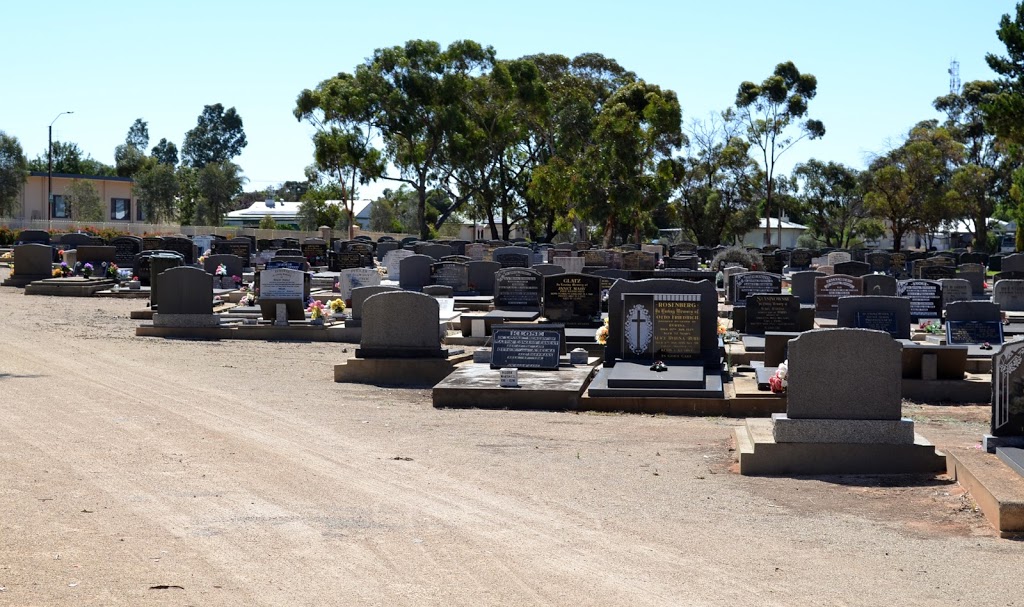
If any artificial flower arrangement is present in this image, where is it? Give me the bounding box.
[243,291,257,306]
[307,299,326,321]
[231,274,242,287]
[718,320,728,335]
[333,281,341,293]
[81,262,94,278]
[918,320,942,334]
[595,317,610,345]
[106,262,119,280]
[51,267,63,277]
[327,298,346,314]
[768,360,788,394]
[376,264,387,278]
[215,264,228,277]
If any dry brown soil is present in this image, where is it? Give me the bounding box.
[0,268,1021,606]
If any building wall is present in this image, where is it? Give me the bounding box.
[15,174,137,222]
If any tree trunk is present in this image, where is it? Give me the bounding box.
[974,214,987,252]
[417,185,429,240]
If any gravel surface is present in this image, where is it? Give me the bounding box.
[0,269,1020,606]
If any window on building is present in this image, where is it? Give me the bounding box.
[51,195,70,219]
[111,198,130,221]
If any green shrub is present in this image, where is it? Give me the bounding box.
[711,246,764,271]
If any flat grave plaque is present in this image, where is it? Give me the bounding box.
[490,324,564,370]
[855,310,900,338]
[946,320,1004,345]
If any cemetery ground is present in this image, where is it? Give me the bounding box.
[1,279,1023,605]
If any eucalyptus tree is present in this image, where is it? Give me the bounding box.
[182,104,247,168]
[863,122,964,251]
[449,57,548,240]
[295,72,383,239]
[793,159,872,248]
[577,80,683,246]
[735,61,825,246]
[0,132,28,217]
[670,112,761,246]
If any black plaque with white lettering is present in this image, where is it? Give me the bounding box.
[746,294,800,334]
[490,324,563,370]
[946,320,1004,345]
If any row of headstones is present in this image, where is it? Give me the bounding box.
[731,268,1024,315]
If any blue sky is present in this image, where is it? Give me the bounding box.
[1,1,1012,201]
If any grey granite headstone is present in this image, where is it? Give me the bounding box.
[351,285,400,323]
[865,252,891,274]
[383,249,414,280]
[786,328,902,420]
[790,271,825,305]
[1002,253,1024,273]
[11,243,54,278]
[827,251,851,266]
[493,246,533,268]
[430,262,470,293]
[994,279,1024,312]
[110,236,143,268]
[422,284,454,297]
[532,263,564,277]
[862,274,897,296]
[155,266,214,315]
[833,260,870,278]
[467,260,501,296]
[398,254,434,291]
[419,243,454,260]
[376,241,399,262]
[359,291,445,357]
[940,278,972,308]
[203,254,245,278]
[16,229,50,245]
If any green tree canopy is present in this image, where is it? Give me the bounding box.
[863,122,964,251]
[0,132,28,217]
[151,138,179,166]
[196,161,246,225]
[182,104,248,168]
[735,61,825,246]
[63,179,103,222]
[793,159,873,248]
[670,111,761,246]
[135,162,180,224]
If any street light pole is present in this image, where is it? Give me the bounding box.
[47,111,74,225]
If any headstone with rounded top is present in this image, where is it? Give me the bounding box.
[358,291,446,358]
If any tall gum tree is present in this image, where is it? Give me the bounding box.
[735,61,825,246]
[347,39,495,239]
[669,111,761,246]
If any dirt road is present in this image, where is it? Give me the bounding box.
[0,272,1019,606]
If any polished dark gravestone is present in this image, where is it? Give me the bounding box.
[494,268,543,311]
[897,279,943,321]
[745,294,801,334]
[836,295,911,339]
[542,273,602,327]
[490,324,564,370]
[732,272,782,306]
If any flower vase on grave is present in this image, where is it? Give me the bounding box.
[128,280,141,290]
